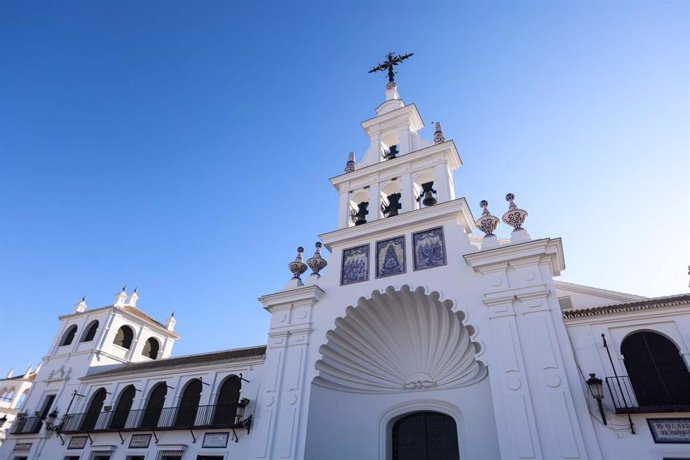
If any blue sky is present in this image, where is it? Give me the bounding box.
[1,1,688,373]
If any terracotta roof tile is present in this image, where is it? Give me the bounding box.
[563,294,690,319]
[83,345,266,380]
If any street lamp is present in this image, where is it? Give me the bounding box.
[586,373,607,425]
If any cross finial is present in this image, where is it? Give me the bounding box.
[369,52,414,84]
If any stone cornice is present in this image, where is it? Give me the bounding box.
[562,294,690,319]
[258,285,325,310]
[463,238,565,275]
[329,141,461,187]
[319,198,474,251]
[361,103,424,133]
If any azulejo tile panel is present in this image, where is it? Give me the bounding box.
[413,227,447,270]
[341,244,370,285]
[376,236,405,278]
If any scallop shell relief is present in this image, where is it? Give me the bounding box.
[314,285,487,393]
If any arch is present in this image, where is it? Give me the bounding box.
[113,325,134,349]
[80,320,99,342]
[16,389,29,409]
[109,385,136,429]
[81,387,107,431]
[391,411,459,460]
[141,337,160,360]
[314,285,486,393]
[59,324,78,346]
[621,331,690,407]
[174,379,202,428]
[140,382,167,429]
[0,387,15,401]
[212,375,241,426]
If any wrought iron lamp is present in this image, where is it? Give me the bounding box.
[231,398,252,442]
[45,409,59,431]
[586,373,607,425]
[0,415,7,428]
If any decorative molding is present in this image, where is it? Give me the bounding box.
[314,285,486,393]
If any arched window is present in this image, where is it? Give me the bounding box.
[141,337,160,359]
[0,387,15,401]
[392,411,459,460]
[212,375,241,426]
[60,325,78,346]
[621,331,690,407]
[140,382,167,429]
[113,325,134,349]
[16,390,28,409]
[174,379,202,428]
[109,385,136,429]
[81,320,99,342]
[81,388,107,431]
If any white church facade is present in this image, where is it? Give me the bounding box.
[1,60,690,460]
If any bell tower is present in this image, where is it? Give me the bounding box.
[334,55,461,229]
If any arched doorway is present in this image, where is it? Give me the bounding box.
[392,411,459,460]
[81,388,107,431]
[621,331,690,407]
[109,385,136,429]
[212,375,241,426]
[140,382,167,429]
[174,379,202,428]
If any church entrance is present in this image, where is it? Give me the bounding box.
[392,411,459,460]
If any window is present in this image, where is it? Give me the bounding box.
[197,456,224,460]
[142,337,160,360]
[113,325,134,349]
[81,321,99,342]
[212,375,241,426]
[126,456,145,460]
[39,394,56,419]
[64,456,81,460]
[140,382,167,429]
[60,325,78,346]
[0,387,15,401]
[91,455,111,460]
[81,388,107,431]
[173,379,202,428]
[391,411,459,460]
[109,385,136,429]
[622,331,690,407]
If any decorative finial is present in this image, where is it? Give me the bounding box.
[165,311,177,331]
[307,242,328,277]
[502,193,528,231]
[345,152,355,173]
[475,200,500,237]
[433,122,445,144]
[74,296,88,313]
[288,247,308,280]
[368,52,414,85]
[114,286,128,307]
[121,285,127,292]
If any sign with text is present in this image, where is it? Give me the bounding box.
[647,418,690,444]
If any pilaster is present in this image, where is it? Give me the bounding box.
[465,239,602,460]
[251,285,324,460]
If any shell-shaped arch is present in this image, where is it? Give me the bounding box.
[314,285,486,393]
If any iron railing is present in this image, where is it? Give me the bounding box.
[60,403,245,434]
[10,416,43,435]
[605,375,690,413]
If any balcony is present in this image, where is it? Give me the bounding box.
[10,416,43,435]
[60,402,250,435]
[605,375,690,414]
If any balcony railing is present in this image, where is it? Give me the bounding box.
[10,416,43,435]
[605,375,690,413]
[60,403,246,434]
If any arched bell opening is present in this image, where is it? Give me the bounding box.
[314,284,486,393]
[380,135,401,161]
[348,190,370,227]
[412,172,438,209]
[381,181,402,218]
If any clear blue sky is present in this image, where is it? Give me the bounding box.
[1,1,688,373]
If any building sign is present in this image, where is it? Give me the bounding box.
[129,433,152,448]
[202,432,229,448]
[67,436,88,449]
[14,442,32,451]
[647,418,690,444]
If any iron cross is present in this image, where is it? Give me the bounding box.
[369,52,414,83]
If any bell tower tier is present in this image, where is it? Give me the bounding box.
[334,85,461,230]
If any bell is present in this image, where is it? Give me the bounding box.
[383,192,402,217]
[417,181,437,207]
[355,201,369,225]
[384,144,399,160]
